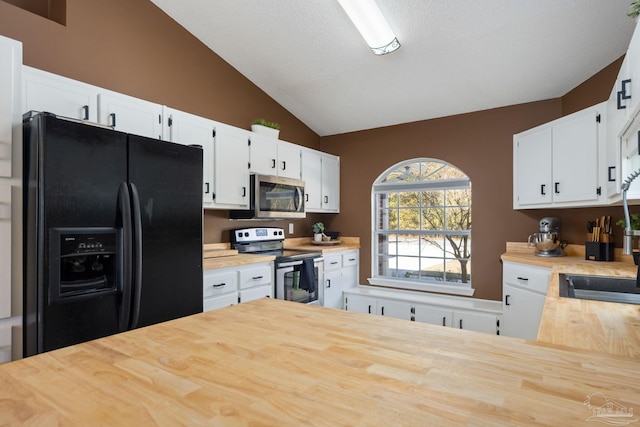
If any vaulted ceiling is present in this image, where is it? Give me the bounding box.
[150,1,637,136]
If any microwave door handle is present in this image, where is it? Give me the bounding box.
[296,186,304,212]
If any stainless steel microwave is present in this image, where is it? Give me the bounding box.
[229,174,305,219]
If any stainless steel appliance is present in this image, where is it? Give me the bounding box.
[23,112,203,356]
[231,227,323,304]
[229,174,305,220]
[528,217,567,257]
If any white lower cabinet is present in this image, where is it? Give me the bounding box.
[344,287,502,335]
[502,261,551,340]
[321,250,359,309]
[203,261,273,312]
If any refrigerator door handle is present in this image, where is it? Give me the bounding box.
[117,183,133,331]
[129,183,143,329]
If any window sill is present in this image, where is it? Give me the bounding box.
[366,277,475,297]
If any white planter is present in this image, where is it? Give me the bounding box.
[313,233,323,242]
[251,124,280,139]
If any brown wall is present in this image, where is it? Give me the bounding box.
[0,0,627,301]
[321,59,625,301]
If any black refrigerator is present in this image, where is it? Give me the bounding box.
[23,112,203,357]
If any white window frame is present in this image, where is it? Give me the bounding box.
[368,159,474,296]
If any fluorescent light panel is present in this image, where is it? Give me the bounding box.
[337,0,400,55]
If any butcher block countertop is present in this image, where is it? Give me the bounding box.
[501,243,640,357]
[2,298,640,426]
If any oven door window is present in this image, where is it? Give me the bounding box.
[280,262,318,304]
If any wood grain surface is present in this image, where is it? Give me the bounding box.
[2,299,640,426]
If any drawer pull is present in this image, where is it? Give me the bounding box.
[348,258,356,261]
[505,295,511,306]
[516,276,528,281]
[212,283,226,288]
[442,317,446,327]
[330,261,339,265]
[252,276,263,280]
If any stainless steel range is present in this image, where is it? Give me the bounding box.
[231,227,323,304]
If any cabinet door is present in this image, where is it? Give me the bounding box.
[321,154,340,212]
[502,284,546,340]
[164,107,215,204]
[0,36,21,178]
[277,140,301,180]
[238,264,272,290]
[212,123,250,208]
[625,24,640,117]
[98,91,163,139]
[239,285,272,303]
[249,133,278,176]
[551,109,599,203]
[453,311,499,335]
[0,184,10,319]
[412,304,453,327]
[323,269,343,309]
[606,80,624,198]
[22,66,98,122]
[377,299,412,320]
[344,294,377,314]
[301,149,322,210]
[514,126,552,207]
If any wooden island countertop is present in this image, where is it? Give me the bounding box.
[2,298,640,426]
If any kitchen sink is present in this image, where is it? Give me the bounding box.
[559,274,640,305]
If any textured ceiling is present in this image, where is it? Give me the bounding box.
[150,0,637,136]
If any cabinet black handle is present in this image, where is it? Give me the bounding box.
[281,161,286,171]
[540,184,546,195]
[271,159,276,169]
[110,113,117,127]
[212,283,226,288]
[618,90,627,110]
[505,295,510,306]
[324,195,328,203]
[410,307,415,314]
[622,79,632,100]
[252,276,263,280]
[348,258,356,261]
[442,317,446,327]
[459,319,463,329]
[326,279,331,288]
[204,182,210,194]
[242,187,246,197]
[82,105,89,120]
[381,307,385,316]
[608,166,616,182]
[305,194,309,202]
[516,276,528,281]
[330,261,339,265]
[554,182,560,194]
[368,305,372,314]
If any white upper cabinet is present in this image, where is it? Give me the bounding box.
[22,66,98,122]
[212,122,250,209]
[98,91,163,140]
[513,103,605,209]
[301,148,340,213]
[0,36,21,178]
[249,133,301,180]
[163,107,214,205]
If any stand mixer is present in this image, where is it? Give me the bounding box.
[528,217,567,257]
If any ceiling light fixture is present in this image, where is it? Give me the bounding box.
[337,0,400,55]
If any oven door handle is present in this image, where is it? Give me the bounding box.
[278,260,303,268]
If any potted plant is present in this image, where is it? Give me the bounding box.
[630,0,640,18]
[251,118,281,139]
[312,222,325,242]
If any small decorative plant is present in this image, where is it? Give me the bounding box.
[616,214,640,230]
[630,0,640,18]
[251,118,280,130]
[312,222,325,234]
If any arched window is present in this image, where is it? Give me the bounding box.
[370,159,473,296]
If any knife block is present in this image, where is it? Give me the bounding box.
[585,241,614,261]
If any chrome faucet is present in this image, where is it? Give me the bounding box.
[622,168,640,255]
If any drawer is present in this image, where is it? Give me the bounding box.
[203,292,238,312]
[342,252,358,267]
[502,262,550,294]
[203,270,237,298]
[323,254,342,270]
[238,265,272,289]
